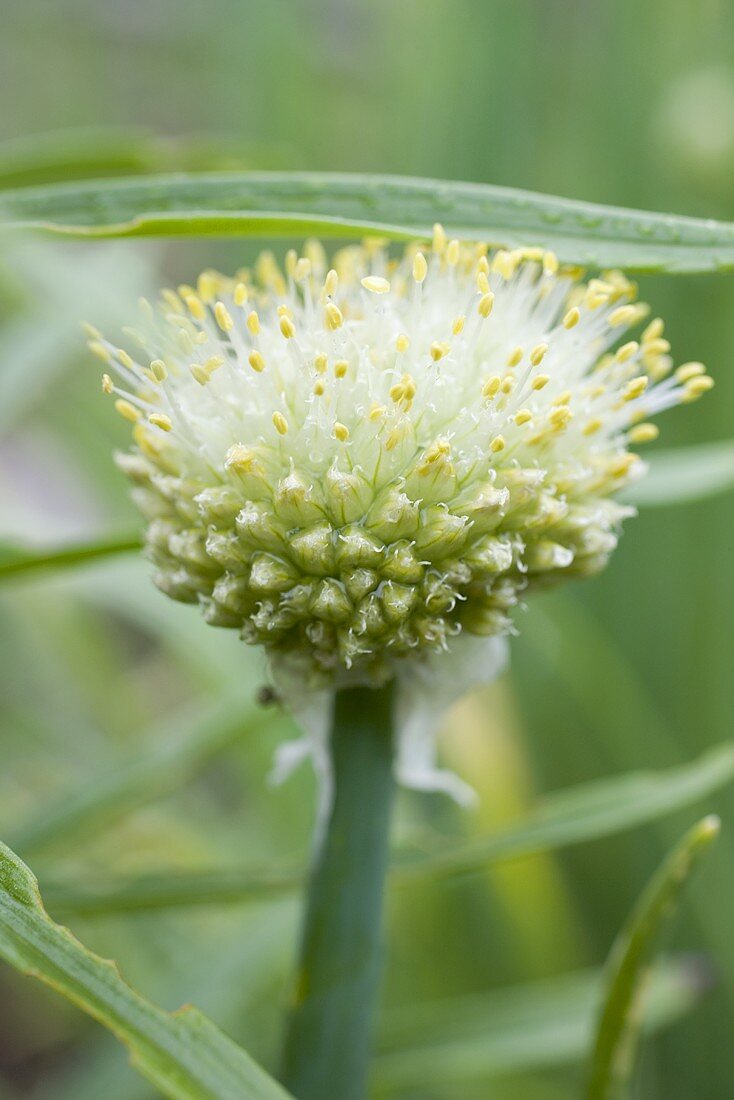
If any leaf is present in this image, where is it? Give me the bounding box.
[587,815,720,1100]
[623,441,734,507]
[372,959,704,1093]
[0,841,292,1100]
[40,741,734,915]
[0,532,143,581]
[1,172,733,272]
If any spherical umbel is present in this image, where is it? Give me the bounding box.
[91,232,711,685]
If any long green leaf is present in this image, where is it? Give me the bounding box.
[40,741,734,916]
[372,959,702,1093]
[623,441,734,507]
[0,532,142,580]
[587,816,720,1100]
[2,172,733,272]
[0,841,292,1100]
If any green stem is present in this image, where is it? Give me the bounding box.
[281,682,396,1100]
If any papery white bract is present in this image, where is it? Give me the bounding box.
[92,231,711,691]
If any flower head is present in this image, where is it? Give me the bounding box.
[92,232,711,688]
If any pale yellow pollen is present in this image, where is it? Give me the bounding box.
[390,374,417,403]
[334,359,348,379]
[549,405,573,428]
[333,422,350,442]
[543,251,559,276]
[247,311,260,336]
[482,375,502,399]
[150,359,168,382]
[412,252,428,283]
[530,343,548,366]
[280,315,296,340]
[149,413,172,432]
[643,337,671,356]
[477,271,490,294]
[214,302,233,332]
[682,375,714,401]
[116,349,133,370]
[368,403,386,421]
[430,341,450,362]
[616,341,639,363]
[624,376,648,401]
[225,444,259,472]
[514,409,533,426]
[115,399,140,422]
[501,375,515,394]
[185,294,206,320]
[285,249,298,278]
[248,350,266,373]
[477,255,490,276]
[197,272,219,302]
[233,282,248,307]
[361,275,391,294]
[628,422,659,444]
[446,239,460,266]
[325,302,344,330]
[314,352,328,374]
[675,361,706,383]
[88,340,111,362]
[492,250,517,280]
[582,417,603,436]
[82,322,102,340]
[162,288,184,314]
[563,306,581,329]
[552,390,572,406]
[294,258,312,282]
[101,373,114,394]
[313,380,325,396]
[478,292,495,318]
[642,317,664,342]
[190,364,211,386]
[452,315,466,336]
[277,304,292,319]
[204,355,225,373]
[532,373,550,390]
[609,304,637,327]
[432,223,447,253]
[272,411,289,435]
[396,333,410,353]
[609,453,639,478]
[507,346,524,368]
[490,434,506,453]
[324,269,339,297]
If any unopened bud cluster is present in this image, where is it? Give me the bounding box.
[91,231,711,684]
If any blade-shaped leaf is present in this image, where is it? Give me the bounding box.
[0,841,292,1100]
[0,532,142,581]
[372,959,704,1092]
[1,172,733,273]
[623,441,734,507]
[587,816,720,1100]
[40,741,734,916]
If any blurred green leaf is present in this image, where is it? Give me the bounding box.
[40,742,734,915]
[587,816,720,1100]
[1,172,733,272]
[0,840,293,1100]
[0,532,142,581]
[372,959,703,1093]
[624,441,734,507]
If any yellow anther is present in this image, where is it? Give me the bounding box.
[430,341,450,362]
[478,291,495,318]
[396,333,410,353]
[413,252,428,283]
[325,302,344,330]
[492,250,518,280]
[530,343,548,366]
[682,375,714,401]
[563,306,581,329]
[114,399,140,422]
[452,315,466,336]
[101,373,114,394]
[515,409,533,426]
[642,317,664,342]
[582,417,603,436]
[161,288,184,314]
[248,350,266,373]
[476,271,490,294]
[507,346,524,367]
[285,249,298,278]
[333,422,350,442]
[628,422,659,444]
[150,359,168,382]
[324,269,339,297]
[609,453,638,478]
[116,350,133,370]
[532,373,550,390]
[501,375,515,394]
[543,252,559,276]
[482,375,502,399]
[643,337,670,356]
[608,304,637,327]
[490,435,506,453]
[313,380,325,396]
[552,390,572,406]
[549,405,573,428]
[334,359,348,378]
[368,403,386,421]
[233,283,248,307]
[294,257,312,282]
[422,438,451,465]
[88,340,110,362]
[675,361,706,383]
[280,315,296,340]
[624,376,648,401]
[204,355,225,373]
[149,413,172,432]
[190,364,211,385]
[272,411,289,435]
[314,352,328,374]
[432,223,447,253]
[82,322,102,340]
[197,271,218,302]
[361,275,391,294]
[225,444,259,472]
[247,310,260,336]
[616,341,639,362]
[477,255,490,276]
[277,304,292,318]
[446,239,460,266]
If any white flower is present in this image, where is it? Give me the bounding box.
[91,229,711,692]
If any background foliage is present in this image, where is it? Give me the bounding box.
[0,1,733,1097]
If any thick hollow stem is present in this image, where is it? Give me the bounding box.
[281,682,396,1100]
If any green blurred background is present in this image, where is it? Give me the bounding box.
[1,1,733,1097]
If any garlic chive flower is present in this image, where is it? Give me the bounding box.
[92,233,711,687]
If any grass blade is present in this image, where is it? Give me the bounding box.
[0,532,143,581]
[587,816,720,1100]
[0,841,292,1100]
[1,172,734,272]
[624,442,734,507]
[40,742,734,915]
